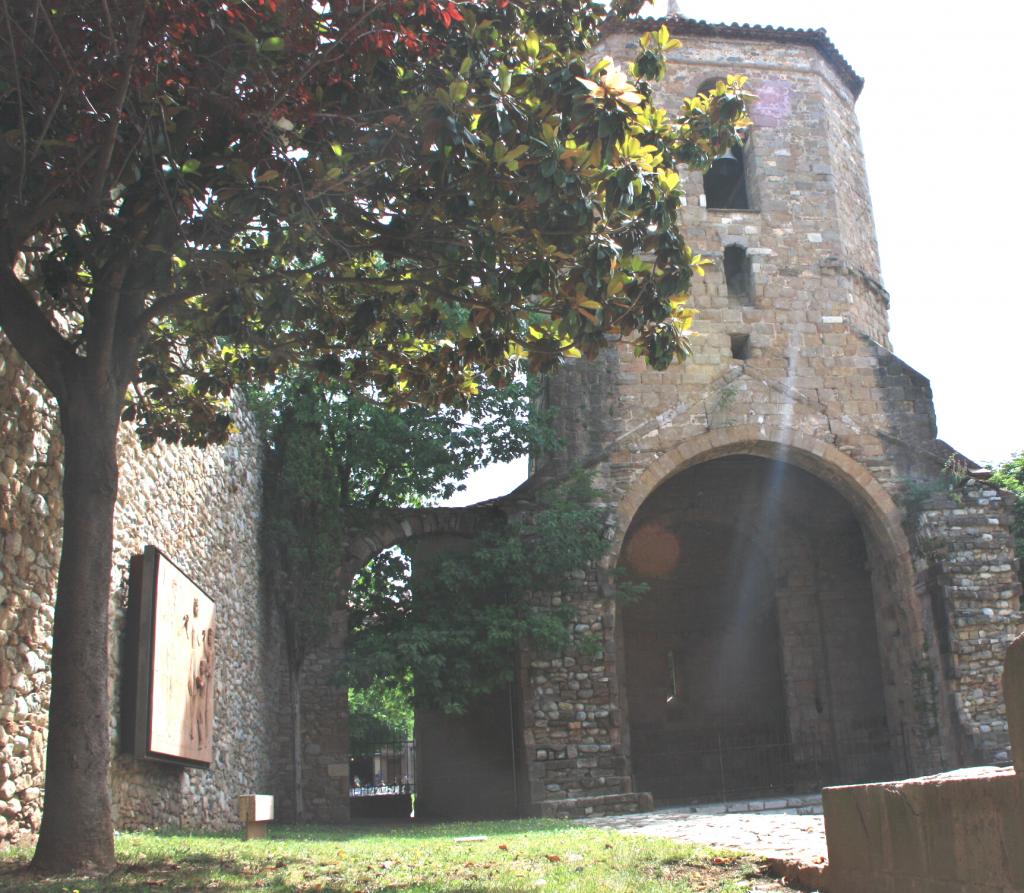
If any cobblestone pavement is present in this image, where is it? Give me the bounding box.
[580,796,827,878]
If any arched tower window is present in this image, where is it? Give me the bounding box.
[723,244,751,300]
[696,77,752,211]
[704,142,749,210]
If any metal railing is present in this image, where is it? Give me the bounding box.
[632,724,908,805]
[349,739,416,799]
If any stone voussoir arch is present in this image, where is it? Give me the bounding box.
[334,505,504,587]
[294,503,506,825]
[611,423,910,567]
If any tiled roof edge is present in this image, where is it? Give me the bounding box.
[601,15,864,98]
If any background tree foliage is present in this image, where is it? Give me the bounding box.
[250,371,548,671]
[349,676,415,752]
[991,453,1024,576]
[343,473,608,715]
[0,0,749,871]
[5,0,751,436]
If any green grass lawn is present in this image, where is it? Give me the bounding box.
[0,819,776,892]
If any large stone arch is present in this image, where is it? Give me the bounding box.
[612,425,907,561]
[609,424,958,796]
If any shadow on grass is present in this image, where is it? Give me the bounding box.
[0,820,575,892]
[0,819,774,893]
[136,817,576,844]
[289,818,577,841]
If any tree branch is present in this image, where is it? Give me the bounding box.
[87,7,144,208]
[0,262,75,400]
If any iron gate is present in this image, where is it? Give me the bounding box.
[349,739,415,819]
[632,724,909,805]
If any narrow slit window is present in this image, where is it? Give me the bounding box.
[724,244,751,299]
[704,142,750,210]
[730,333,751,360]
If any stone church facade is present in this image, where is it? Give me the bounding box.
[518,16,1023,817]
[0,16,1020,838]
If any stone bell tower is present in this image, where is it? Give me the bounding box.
[521,16,1023,818]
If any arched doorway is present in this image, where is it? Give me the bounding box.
[294,506,525,823]
[619,455,896,804]
[342,534,525,822]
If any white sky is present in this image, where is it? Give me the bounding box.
[448,2,1024,505]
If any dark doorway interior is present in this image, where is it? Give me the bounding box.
[619,455,894,804]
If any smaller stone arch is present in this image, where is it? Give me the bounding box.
[334,505,503,589]
[296,504,509,824]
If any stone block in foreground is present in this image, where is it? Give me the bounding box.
[823,767,1024,893]
[1004,632,1024,774]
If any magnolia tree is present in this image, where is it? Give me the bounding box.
[0,0,750,872]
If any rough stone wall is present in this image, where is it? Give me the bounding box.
[524,571,633,812]
[289,612,349,824]
[0,340,61,840]
[108,408,288,832]
[588,33,922,455]
[820,68,888,347]
[914,482,1023,765]
[0,334,288,840]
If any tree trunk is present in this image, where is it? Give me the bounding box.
[31,385,122,874]
[290,662,305,822]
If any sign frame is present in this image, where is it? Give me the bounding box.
[122,545,216,768]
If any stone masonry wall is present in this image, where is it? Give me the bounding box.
[289,612,349,824]
[0,340,61,840]
[524,568,639,816]
[523,22,1023,815]
[109,405,288,831]
[821,62,888,348]
[0,334,287,840]
[914,482,1023,765]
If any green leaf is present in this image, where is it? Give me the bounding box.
[658,168,680,191]
[449,79,469,102]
